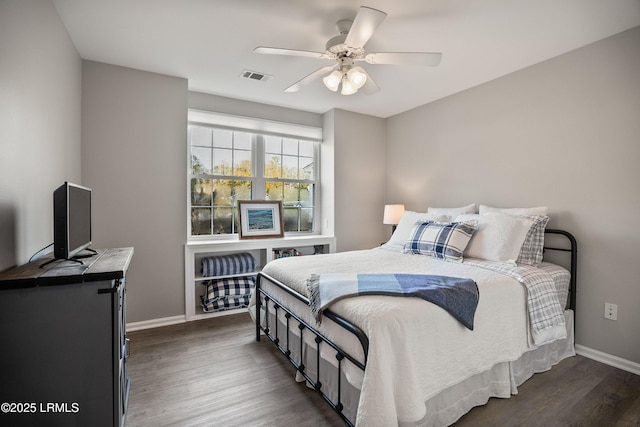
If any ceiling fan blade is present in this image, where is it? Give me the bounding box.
[360,69,380,96]
[254,46,332,59]
[344,6,387,49]
[365,52,442,66]
[284,65,336,93]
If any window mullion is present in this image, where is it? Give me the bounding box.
[253,134,266,200]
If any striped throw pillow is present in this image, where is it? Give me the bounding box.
[403,221,477,262]
[201,252,256,277]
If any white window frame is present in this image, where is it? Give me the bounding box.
[187,110,322,240]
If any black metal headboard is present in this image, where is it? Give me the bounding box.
[543,229,577,313]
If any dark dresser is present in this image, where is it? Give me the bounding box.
[0,247,133,427]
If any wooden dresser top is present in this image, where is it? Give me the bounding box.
[0,247,133,289]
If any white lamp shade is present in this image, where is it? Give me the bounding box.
[323,70,342,91]
[340,77,357,95]
[347,67,367,89]
[383,204,405,225]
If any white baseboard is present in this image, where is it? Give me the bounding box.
[126,315,186,332]
[576,344,640,376]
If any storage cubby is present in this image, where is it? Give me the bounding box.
[185,235,335,321]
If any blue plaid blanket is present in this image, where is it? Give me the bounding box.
[307,273,479,330]
[202,276,255,306]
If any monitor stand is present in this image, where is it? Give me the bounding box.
[39,248,97,268]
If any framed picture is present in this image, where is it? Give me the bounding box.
[238,200,284,239]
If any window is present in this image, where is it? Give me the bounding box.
[188,111,321,238]
[264,136,316,233]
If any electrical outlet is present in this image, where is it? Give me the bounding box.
[604,302,618,320]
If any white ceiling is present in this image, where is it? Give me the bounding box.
[52,0,640,118]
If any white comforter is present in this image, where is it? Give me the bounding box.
[258,248,568,426]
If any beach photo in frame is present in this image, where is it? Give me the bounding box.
[238,200,284,239]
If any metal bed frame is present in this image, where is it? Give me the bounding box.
[255,229,577,426]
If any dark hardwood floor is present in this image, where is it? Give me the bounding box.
[126,313,640,427]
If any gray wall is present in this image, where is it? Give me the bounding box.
[0,0,82,270]
[386,26,640,364]
[82,61,188,323]
[329,109,387,251]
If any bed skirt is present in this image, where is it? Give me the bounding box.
[254,304,574,426]
[403,310,575,426]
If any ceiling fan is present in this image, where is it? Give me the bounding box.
[254,6,442,96]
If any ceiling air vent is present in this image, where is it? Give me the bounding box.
[240,69,273,82]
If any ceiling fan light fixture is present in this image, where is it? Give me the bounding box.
[323,70,342,91]
[254,6,442,97]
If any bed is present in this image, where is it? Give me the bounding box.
[250,207,577,426]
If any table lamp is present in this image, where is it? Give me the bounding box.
[383,204,405,233]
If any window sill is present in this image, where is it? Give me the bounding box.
[185,234,335,248]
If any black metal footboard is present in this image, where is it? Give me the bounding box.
[255,272,369,426]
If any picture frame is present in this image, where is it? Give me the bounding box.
[238,200,284,239]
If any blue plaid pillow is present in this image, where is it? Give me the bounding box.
[403,221,477,262]
[201,252,256,277]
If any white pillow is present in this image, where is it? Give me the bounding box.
[382,211,445,251]
[477,205,550,266]
[479,205,548,216]
[455,213,534,264]
[427,203,477,222]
